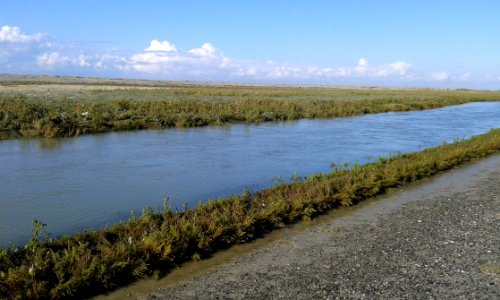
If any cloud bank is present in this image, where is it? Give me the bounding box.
[0,26,43,43]
[0,25,498,88]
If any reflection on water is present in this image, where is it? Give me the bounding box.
[33,138,65,150]
[0,102,499,246]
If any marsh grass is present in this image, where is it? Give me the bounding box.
[1,129,499,299]
[1,83,500,139]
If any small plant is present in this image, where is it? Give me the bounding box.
[290,172,302,182]
[26,219,48,251]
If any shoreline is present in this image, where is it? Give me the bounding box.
[106,154,500,299]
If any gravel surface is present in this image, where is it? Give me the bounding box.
[105,155,500,300]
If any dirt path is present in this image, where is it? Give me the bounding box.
[100,155,500,299]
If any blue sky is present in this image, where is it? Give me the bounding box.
[1,1,499,88]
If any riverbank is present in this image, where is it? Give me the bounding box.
[2,75,500,139]
[120,154,499,299]
[1,129,499,299]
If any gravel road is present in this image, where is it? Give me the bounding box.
[102,155,500,300]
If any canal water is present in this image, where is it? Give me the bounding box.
[1,102,499,246]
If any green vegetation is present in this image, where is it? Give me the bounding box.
[1,128,499,299]
[1,80,500,138]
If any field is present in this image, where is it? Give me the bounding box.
[1,75,500,139]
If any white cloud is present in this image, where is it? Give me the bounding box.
[3,25,494,87]
[233,66,258,76]
[355,58,368,73]
[125,41,227,75]
[455,72,471,81]
[267,65,303,79]
[36,52,92,69]
[145,39,177,52]
[78,54,90,67]
[189,43,219,57]
[0,25,43,43]
[307,67,335,77]
[431,71,449,81]
[37,52,71,68]
[131,52,183,64]
[307,58,412,79]
[94,53,129,69]
[377,61,411,77]
[220,56,232,68]
[227,58,414,82]
[245,67,258,76]
[335,67,350,77]
[0,25,47,67]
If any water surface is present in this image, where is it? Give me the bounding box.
[1,102,499,246]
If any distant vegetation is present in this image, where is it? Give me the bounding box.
[1,129,499,299]
[1,79,500,139]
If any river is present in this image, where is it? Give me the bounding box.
[1,101,499,246]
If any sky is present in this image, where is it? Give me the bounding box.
[1,0,499,89]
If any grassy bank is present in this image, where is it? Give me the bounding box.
[1,129,499,299]
[1,80,500,138]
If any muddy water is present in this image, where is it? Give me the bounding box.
[0,102,499,246]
